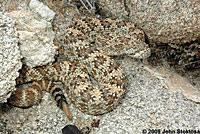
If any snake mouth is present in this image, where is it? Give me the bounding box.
[128,49,151,59]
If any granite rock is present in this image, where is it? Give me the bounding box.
[98,0,200,44]
[0,12,22,103]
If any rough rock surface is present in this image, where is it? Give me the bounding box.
[29,0,55,21]
[98,0,200,44]
[0,12,22,103]
[7,9,57,67]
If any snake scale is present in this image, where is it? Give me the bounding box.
[8,18,150,120]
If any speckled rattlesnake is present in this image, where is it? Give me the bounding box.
[8,18,150,120]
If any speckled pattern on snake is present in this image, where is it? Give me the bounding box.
[8,18,150,120]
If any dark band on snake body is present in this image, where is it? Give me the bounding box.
[52,87,68,110]
[52,87,62,96]
[57,98,68,110]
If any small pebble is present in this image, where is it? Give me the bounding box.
[62,125,82,134]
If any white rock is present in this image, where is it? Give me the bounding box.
[7,9,57,67]
[29,0,55,21]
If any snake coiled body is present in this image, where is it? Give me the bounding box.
[8,18,150,119]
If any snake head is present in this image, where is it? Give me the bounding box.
[126,40,151,59]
